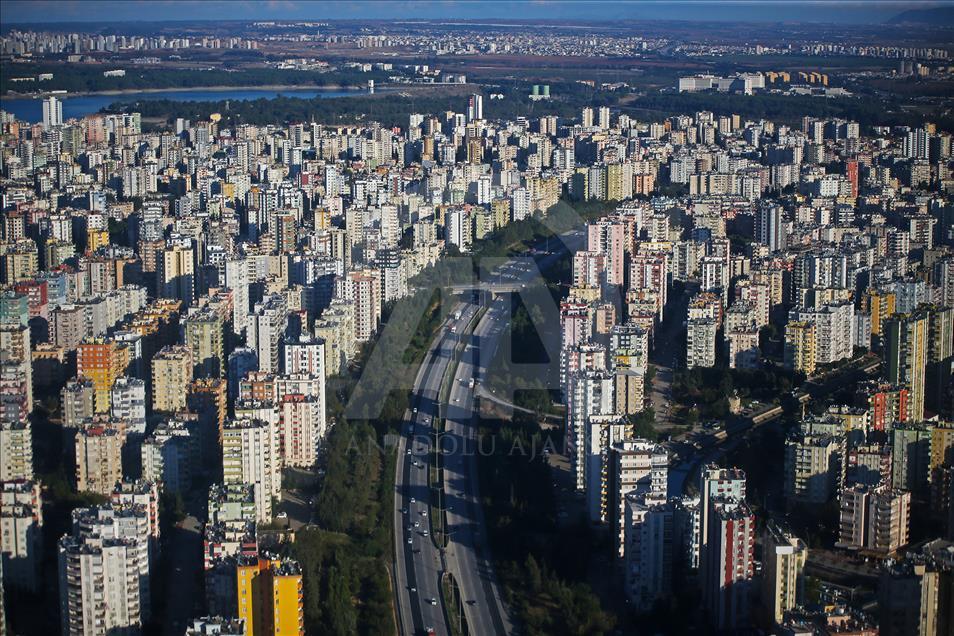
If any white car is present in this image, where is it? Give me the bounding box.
[428,598,438,606]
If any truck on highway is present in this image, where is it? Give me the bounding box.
[453,310,462,320]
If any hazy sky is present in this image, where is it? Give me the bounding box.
[0,0,945,25]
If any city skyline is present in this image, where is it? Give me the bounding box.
[0,6,952,636]
[2,0,952,25]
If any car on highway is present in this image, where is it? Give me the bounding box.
[407,537,412,544]
[428,598,438,606]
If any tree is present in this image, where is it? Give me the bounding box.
[323,564,357,636]
[628,408,659,441]
[526,554,543,594]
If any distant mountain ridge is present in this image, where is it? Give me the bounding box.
[888,6,954,25]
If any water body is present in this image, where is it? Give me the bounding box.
[0,87,362,123]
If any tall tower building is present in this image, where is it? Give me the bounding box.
[345,270,380,343]
[886,311,929,422]
[184,308,225,378]
[77,339,129,414]
[279,395,323,469]
[704,499,755,631]
[42,96,63,130]
[157,243,195,306]
[58,504,152,635]
[236,555,304,636]
[0,409,33,481]
[0,480,43,593]
[581,106,594,128]
[222,419,279,524]
[466,94,483,122]
[75,421,125,495]
[700,465,747,607]
[622,492,673,612]
[761,521,807,626]
[247,294,288,374]
[756,204,784,252]
[0,324,33,415]
[608,439,668,555]
[151,345,193,413]
[586,220,626,287]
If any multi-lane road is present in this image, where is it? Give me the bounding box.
[393,226,587,636]
[442,296,512,635]
[393,304,479,636]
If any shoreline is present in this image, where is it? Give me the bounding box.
[1,82,475,100]
[1,84,365,99]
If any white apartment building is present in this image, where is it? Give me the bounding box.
[222,419,280,524]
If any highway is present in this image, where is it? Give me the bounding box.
[394,226,587,636]
[393,303,479,636]
[438,232,587,634]
[442,296,513,635]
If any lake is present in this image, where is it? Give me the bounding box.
[0,87,363,123]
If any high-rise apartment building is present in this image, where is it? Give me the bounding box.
[0,324,32,415]
[686,317,718,368]
[247,294,288,374]
[222,419,279,524]
[236,555,304,636]
[878,560,950,636]
[703,498,755,631]
[61,378,96,428]
[77,339,129,414]
[151,345,193,413]
[0,480,43,592]
[623,492,673,612]
[784,320,816,375]
[42,96,62,130]
[345,269,381,343]
[700,465,747,609]
[75,421,125,495]
[783,433,841,504]
[58,504,152,635]
[587,220,626,286]
[0,415,32,482]
[885,311,929,422]
[761,521,807,626]
[836,484,911,555]
[566,370,615,492]
[157,243,195,306]
[756,204,785,252]
[279,395,323,469]
[184,308,225,378]
[608,439,668,556]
